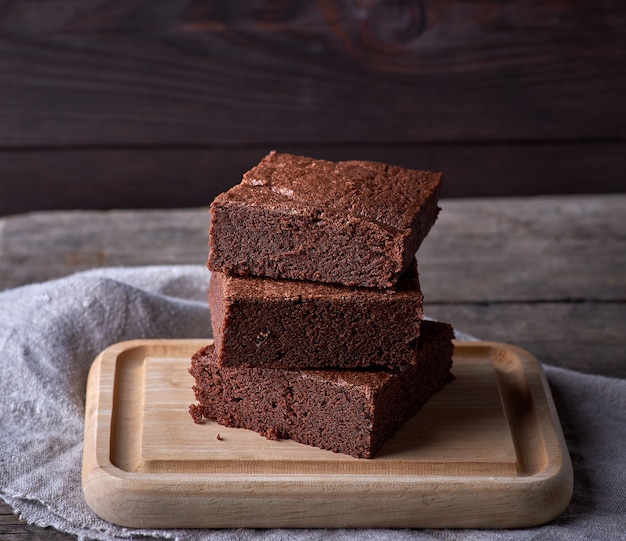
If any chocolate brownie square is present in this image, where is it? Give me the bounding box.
[208,261,423,369]
[207,151,442,288]
[189,320,455,459]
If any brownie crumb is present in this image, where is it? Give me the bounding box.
[189,404,204,424]
[261,427,281,441]
[216,433,222,440]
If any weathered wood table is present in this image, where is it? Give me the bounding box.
[1,194,624,540]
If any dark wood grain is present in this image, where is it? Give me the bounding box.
[0,0,624,147]
[0,0,624,216]
[0,501,76,540]
[1,142,625,216]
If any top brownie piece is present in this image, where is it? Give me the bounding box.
[207,151,442,288]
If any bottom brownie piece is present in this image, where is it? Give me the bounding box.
[189,320,455,459]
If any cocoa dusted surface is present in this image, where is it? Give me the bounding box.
[189,320,454,459]
[209,260,424,369]
[207,151,442,288]
[243,151,442,232]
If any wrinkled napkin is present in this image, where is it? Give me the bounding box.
[1,266,624,541]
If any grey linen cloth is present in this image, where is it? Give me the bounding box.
[1,266,624,541]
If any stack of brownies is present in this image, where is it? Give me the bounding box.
[189,151,455,459]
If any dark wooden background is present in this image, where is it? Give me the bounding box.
[1,0,625,217]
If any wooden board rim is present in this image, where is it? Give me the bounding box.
[82,339,573,529]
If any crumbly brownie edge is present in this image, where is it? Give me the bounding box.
[188,320,455,459]
[370,321,454,455]
[402,185,442,274]
[208,271,227,355]
[207,185,410,288]
[189,347,377,458]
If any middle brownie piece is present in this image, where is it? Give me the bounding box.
[209,261,423,369]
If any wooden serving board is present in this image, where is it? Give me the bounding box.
[82,339,573,529]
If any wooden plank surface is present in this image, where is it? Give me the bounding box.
[82,339,572,528]
[1,142,625,216]
[0,507,73,541]
[417,195,626,303]
[425,303,625,379]
[1,0,624,218]
[1,0,624,146]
